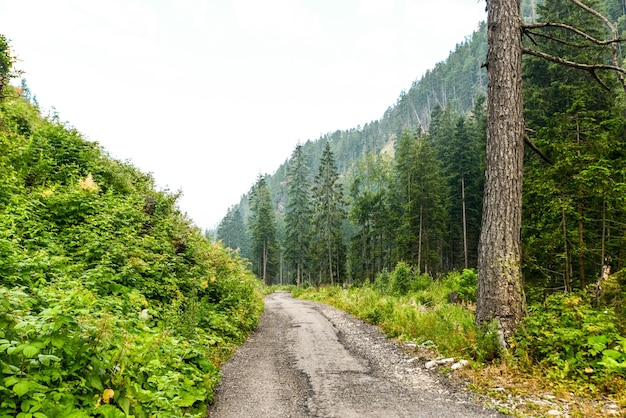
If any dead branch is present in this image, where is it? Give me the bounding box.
[523,22,625,46]
[524,133,553,165]
[522,47,626,75]
[570,0,626,93]
[521,0,626,94]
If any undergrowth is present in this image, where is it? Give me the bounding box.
[0,93,265,417]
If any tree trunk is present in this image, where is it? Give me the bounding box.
[577,118,586,288]
[562,205,571,293]
[263,241,268,285]
[462,175,468,269]
[601,199,607,276]
[476,0,527,347]
[417,203,423,275]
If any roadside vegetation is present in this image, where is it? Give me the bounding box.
[0,84,264,417]
[293,264,626,417]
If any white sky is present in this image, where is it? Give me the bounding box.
[0,0,486,230]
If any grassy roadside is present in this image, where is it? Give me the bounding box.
[289,270,626,417]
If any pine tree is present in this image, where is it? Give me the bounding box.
[347,152,394,283]
[311,142,346,285]
[249,175,278,284]
[217,205,250,257]
[284,144,313,286]
[393,130,448,274]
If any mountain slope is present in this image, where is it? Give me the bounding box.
[223,21,488,239]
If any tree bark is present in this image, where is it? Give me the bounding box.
[562,205,571,293]
[476,0,527,347]
[462,175,468,270]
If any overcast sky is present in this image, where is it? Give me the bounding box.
[0,0,486,230]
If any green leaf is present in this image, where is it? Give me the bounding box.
[22,345,38,358]
[21,399,33,411]
[13,380,29,397]
[87,374,103,391]
[96,405,126,418]
[50,336,65,349]
[177,391,198,407]
[37,354,61,366]
[603,349,624,360]
[3,376,19,387]
[117,397,130,415]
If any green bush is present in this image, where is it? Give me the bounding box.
[457,269,477,303]
[390,261,412,294]
[373,269,390,293]
[513,292,626,385]
[0,94,264,417]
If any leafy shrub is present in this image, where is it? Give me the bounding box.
[373,269,390,293]
[513,291,626,388]
[390,261,412,294]
[0,94,264,416]
[412,274,433,292]
[457,269,477,303]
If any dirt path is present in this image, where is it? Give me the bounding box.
[206,292,505,418]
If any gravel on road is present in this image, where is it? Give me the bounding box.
[206,291,506,418]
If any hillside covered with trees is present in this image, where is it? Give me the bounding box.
[219,0,626,295]
[217,0,626,404]
[0,35,263,417]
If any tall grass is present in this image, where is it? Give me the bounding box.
[292,269,500,362]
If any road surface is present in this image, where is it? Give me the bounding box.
[207,292,504,418]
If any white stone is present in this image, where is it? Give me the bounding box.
[451,359,469,370]
[425,360,438,369]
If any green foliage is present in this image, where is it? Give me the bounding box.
[373,269,391,293]
[389,261,412,294]
[217,205,250,259]
[446,269,477,303]
[284,144,313,286]
[311,142,346,285]
[0,35,21,99]
[249,174,279,284]
[0,91,264,416]
[522,0,626,291]
[513,292,626,392]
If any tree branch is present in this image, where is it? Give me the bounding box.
[522,47,626,75]
[524,133,553,165]
[524,28,595,49]
[569,0,626,93]
[523,22,625,46]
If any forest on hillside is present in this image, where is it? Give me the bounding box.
[218,0,626,299]
[215,0,626,403]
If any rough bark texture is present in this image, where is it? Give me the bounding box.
[476,0,527,345]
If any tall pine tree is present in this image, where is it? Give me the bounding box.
[284,144,313,286]
[249,175,278,284]
[312,142,346,285]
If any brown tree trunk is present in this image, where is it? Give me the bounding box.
[263,242,268,285]
[476,0,527,347]
[577,118,586,288]
[562,205,570,293]
[417,204,423,275]
[462,175,468,269]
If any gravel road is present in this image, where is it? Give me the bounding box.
[206,291,505,418]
